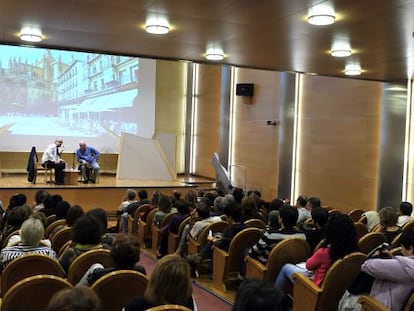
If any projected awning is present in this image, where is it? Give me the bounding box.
[74,89,137,113]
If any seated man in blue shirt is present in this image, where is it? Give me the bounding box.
[76,141,100,183]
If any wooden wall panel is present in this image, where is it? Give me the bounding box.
[297,75,383,212]
[232,68,282,201]
[155,60,187,173]
[193,64,222,178]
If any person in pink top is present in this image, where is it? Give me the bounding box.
[275,213,359,289]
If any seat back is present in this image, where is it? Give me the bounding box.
[131,204,154,233]
[168,216,191,254]
[2,229,20,248]
[1,253,65,297]
[138,208,159,248]
[45,219,66,238]
[1,275,72,311]
[188,221,229,255]
[358,232,386,254]
[317,252,366,310]
[348,209,365,222]
[50,226,72,253]
[146,305,192,311]
[91,270,148,311]
[266,238,311,282]
[152,212,177,251]
[354,222,369,241]
[67,248,114,285]
[226,227,263,276]
[244,218,266,230]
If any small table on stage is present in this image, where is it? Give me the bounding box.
[64,169,80,185]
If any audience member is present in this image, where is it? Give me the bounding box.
[66,205,85,227]
[157,199,190,258]
[39,194,63,217]
[153,194,173,227]
[1,193,27,229]
[0,217,57,270]
[397,201,413,227]
[59,214,107,273]
[78,233,146,286]
[295,195,310,223]
[47,285,101,311]
[33,189,50,212]
[248,205,305,265]
[360,210,380,231]
[302,207,329,252]
[55,200,71,220]
[232,188,245,205]
[117,189,137,214]
[1,205,32,246]
[87,208,114,246]
[339,227,414,311]
[211,196,225,217]
[275,213,358,290]
[232,279,289,311]
[378,206,402,244]
[124,255,195,310]
[240,196,258,222]
[123,189,152,221]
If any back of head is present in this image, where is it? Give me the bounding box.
[66,205,84,226]
[296,195,308,208]
[158,194,172,213]
[399,226,414,251]
[138,190,148,200]
[307,197,321,209]
[268,210,280,229]
[269,198,284,211]
[72,214,103,245]
[232,279,289,311]
[35,190,49,205]
[324,213,358,261]
[7,205,32,228]
[20,217,44,246]
[47,285,100,311]
[196,201,211,219]
[213,196,225,212]
[87,208,108,232]
[379,206,398,227]
[175,199,190,215]
[126,189,137,201]
[399,202,413,216]
[224,202,242,222]
[55,201,71,219]
[241,196,257,220]
[311,207,329,227]
[111,233,141,268]
[145,255,192,306]
[232,188,245,204]
[279,205,299,229]
[50,194,63,209]
[8,193,27,209]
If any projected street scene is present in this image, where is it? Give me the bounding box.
[0,45,156,152]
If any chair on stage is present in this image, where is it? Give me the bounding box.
[1,275,73,311]
[28,146,54,184]
[1,253,65,297]
[91,270,148,311]
[67,248,114,285]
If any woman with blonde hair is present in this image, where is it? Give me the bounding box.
[124,254,195,310]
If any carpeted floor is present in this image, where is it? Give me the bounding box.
[139,252,233,311]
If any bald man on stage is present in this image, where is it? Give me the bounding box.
[76,141,100,183]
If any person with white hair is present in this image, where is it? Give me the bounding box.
[41,137,66,185]
[0,217,57,270]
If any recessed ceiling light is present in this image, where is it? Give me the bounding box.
[331,49,352,57]
[205,48,224,61]
[308,14,336,25]
[20,28,42,42]
[344,64,362,76]
[145,24,170,35]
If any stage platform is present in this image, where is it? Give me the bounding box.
[0,173,216,213]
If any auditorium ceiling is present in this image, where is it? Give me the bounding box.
[0,0,413,82]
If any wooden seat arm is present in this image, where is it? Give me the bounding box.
[245,256,267,280]
[358,295,389,311]
[292,272,321,311]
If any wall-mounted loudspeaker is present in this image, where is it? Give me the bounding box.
[236,83,254,97]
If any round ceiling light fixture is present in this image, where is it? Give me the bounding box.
[308,14,336,25]
[145,17,170,34]
[330,49,352,57]
[20,28,42,42]
[344,64,362,76]
[205,48,225,61]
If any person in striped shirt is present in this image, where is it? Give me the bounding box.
[0,217,57,270]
